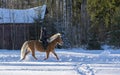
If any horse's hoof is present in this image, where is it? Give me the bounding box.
[56,57,59,60]
[44,58,47,60]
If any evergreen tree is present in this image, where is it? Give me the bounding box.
[107,7,120,48]
[87,0,120,48]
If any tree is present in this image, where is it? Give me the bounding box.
[87,0,120,48]
[107,7,120,47]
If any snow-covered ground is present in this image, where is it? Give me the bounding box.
[0,45,120,75]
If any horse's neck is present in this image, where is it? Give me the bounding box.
[50,39,58,46]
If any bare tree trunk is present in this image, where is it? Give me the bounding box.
[80,0,90,45]
[66,0,73,47]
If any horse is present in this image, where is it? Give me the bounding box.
[20,33,63,60]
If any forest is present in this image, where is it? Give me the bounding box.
[0,0,120,49]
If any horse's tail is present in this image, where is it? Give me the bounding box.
[20,41,28,60]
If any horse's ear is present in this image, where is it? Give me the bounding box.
[59,33,62,37]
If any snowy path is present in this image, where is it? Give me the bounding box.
[1,62,120,75]
[89,64,120,75]
[0,62,78,75]
[0,48,120,75]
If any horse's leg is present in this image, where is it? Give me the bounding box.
[31,49,37,60]
[21,55,25,60]
[23,51,30,60]
[22,51,30,60]
[52,51,59,60]
[44,51,50,60]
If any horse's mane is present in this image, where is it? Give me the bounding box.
[48,33,61,43]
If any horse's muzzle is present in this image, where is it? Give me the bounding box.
[59,42,63,46]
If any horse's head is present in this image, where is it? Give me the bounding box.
[48,33,63,46]
[56,34,63,46]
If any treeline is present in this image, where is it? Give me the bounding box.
[87,0,120,49]
[45,0,120,49]
[0,0,120,49]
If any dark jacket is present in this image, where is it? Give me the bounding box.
[40,27,48,41]
[40,27,48,49]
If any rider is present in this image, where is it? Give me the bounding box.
[40,27,48,50]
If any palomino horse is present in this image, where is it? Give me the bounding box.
[20,33,63,60]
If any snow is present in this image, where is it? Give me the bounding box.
[0,45,120,75]
[0,5,46,23]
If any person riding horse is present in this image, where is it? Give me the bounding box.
[40,27,48,50]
